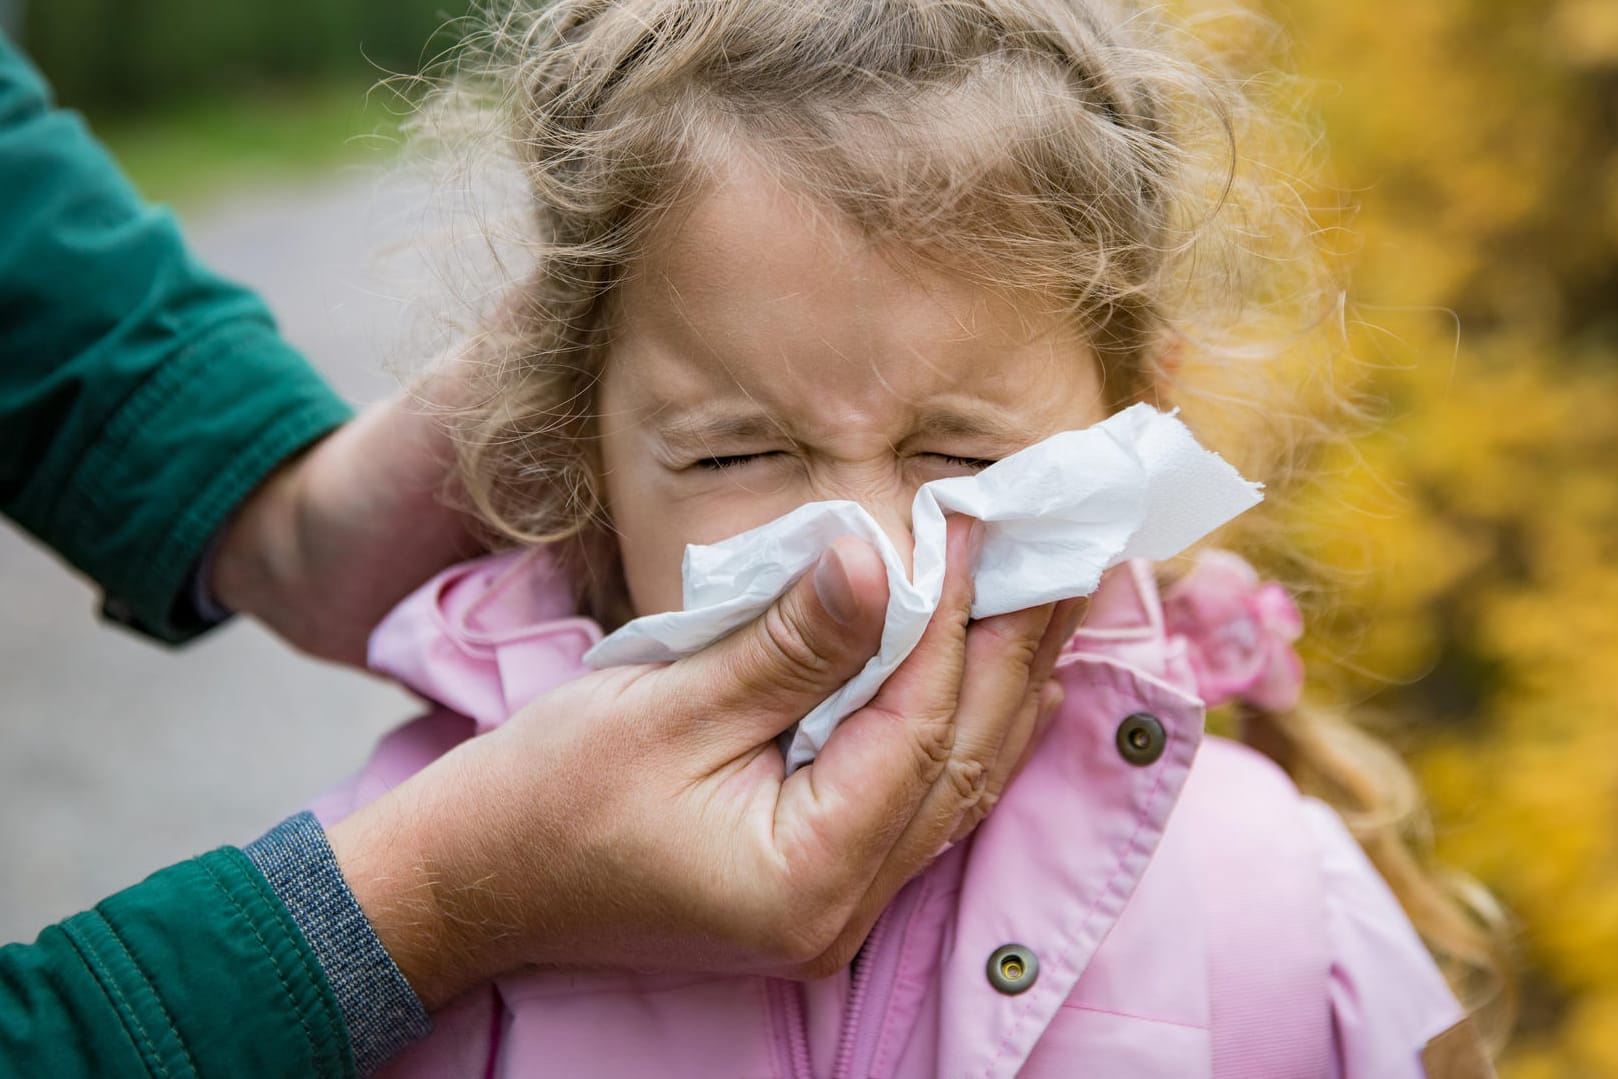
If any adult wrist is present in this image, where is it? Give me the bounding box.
[322,744,517,1011]
[244,813,432,1076]
[208,446,311,623]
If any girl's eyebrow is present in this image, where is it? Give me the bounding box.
[657,404,1029,450]
[908,406,1027,443]
[657,410,787,450]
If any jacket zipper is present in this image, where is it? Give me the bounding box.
[828,908,895,1079]
[782,979,814,1079]
[839,870,938,1079]
[776,876,927,1079]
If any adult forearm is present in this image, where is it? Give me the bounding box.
[0,845,370,1079]
[0,30,352,643]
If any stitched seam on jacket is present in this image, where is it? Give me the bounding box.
[50,320,347,634]
[61,912,179,1078]
[156,398,348,640]
[229,848,357,1077]
[198,855,335,1077]
[94,911,203,1078]
[1057,1003,1210,1031]
[58,322,241,540]
[231,841,357,1074]
[49,322,245,618]
[150,402,337,609]
[870,871,940,1078]
[116,340,334,610]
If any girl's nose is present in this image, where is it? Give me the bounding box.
[861,495,918,579]
[809,462,923,578]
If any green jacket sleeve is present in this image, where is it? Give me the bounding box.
[0,32,354,642]
[0,848,355,1079]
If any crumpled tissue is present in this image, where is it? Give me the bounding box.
[584,403,1262,770]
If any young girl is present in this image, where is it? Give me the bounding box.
[315,0,1507,1074]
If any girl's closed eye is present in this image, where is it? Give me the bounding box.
[692,451,1000,473]
[925,452,999,472]
[692,451,786,471]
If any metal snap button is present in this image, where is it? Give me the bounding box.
[986,943,1039,995]
[1116,712,1166,766]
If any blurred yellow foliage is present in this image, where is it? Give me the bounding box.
[1264,0,1618,1073]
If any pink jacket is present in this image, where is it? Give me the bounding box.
[312,550,1467,1079]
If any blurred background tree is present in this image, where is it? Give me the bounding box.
[9,0,477,203]
[12,0,466,113]
[7,0,1616,1074]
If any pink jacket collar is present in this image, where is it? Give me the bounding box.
[369,549,601,733]
[369,549,1204,728]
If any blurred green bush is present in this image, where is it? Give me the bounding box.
[20,0,470,112]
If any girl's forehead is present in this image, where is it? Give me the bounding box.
[608,160,1105,431]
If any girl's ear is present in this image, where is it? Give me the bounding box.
[1136,331,1184,410]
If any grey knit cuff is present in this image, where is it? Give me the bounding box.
[244,812,432,1076]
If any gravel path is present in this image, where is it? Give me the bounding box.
[1,174,439,942]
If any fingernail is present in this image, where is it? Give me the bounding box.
[814,547,858,626]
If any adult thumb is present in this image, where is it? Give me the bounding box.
[672,536,889,742]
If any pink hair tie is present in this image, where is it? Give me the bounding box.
[1161,550,1304,713]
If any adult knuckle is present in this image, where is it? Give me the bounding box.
[963,785,1002,829]
[944,755,990,806]
[907,705,956,779]
[985,614,1044,664]
[859,696,954,785]
[935,589,975,632]
[758,600,838,691]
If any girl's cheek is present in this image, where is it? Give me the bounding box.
[675,483,808,547]
[614,482,809,618]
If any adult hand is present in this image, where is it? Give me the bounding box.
[327,517,1085,1009]
[209,369,479,666]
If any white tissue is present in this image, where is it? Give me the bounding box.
[584,404,1262,770]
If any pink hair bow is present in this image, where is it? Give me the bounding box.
[1161,550,1305,713]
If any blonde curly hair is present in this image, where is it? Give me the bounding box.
[409,0,1511,1049]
